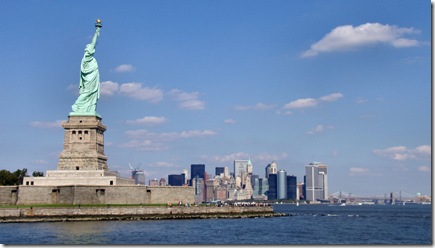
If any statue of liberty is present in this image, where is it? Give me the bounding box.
[70,19,103,117]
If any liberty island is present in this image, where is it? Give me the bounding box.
[0,20,280,222]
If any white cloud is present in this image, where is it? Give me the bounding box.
[120,139,166,151]
[126,116,167,126]
[114,64,135,73]
[307,124,333,135]
[283,98,317,109]
[283,93,343,110]
[302,23,420,57]
[349,167,370,176]
[205,152,250,163]
[224,119,236,124]
[355,97,368,104]
[235,103,276,111]
[123,129,217,151]
[119,83,163,103]
[169,89,205,110]
[373,145,431,161]
[319,93,343,102]
[204,152,288,163]
[350,167,369,173]
[418,166,431,172]
[31,120,64,128]
[100,81,119,96]
[148,162,179,168]
[33,159,48,165]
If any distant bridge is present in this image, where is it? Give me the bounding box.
[329,190,418,201]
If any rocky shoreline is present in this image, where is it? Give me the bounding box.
[0,206,288,223]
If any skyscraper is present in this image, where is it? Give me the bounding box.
[265,161,277,178]
[215,167,225,177]
[277,169,287,200]
[234,160,249,179]
[287,175,297,200]
[305,162,328,201]
[268,174,277,200]
[190,164,205,186]
[168,174,185,186]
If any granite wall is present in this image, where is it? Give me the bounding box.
[0,185,194,205]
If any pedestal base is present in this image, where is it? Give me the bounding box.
[57,115,108,171]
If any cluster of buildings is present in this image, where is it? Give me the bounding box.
[137,160,329,203]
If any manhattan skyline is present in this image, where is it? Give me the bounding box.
[0,1,430,196]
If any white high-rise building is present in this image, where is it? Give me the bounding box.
[305,162,328,201]
[182,169,188,185]
[265,161,278,178]
[234,160,249,179]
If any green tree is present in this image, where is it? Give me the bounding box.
[32,171,44,177]
[0,169,16,185]
[13,168,28,185]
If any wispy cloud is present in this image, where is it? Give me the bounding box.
[147,161,180,168]
[373,145,431,161]
[168,89,205,110]
[119,83,163,103]
[283,93,343,111]
[114,64,135,73]
[418,166,431,172]
[204,152,288,163]
[122,129,217,151]
[301,23,420,57]
[235,103,276,111]
[99,81,163,103]
[307,124,333,135]
[100,81,119,96]
[31,120,64,128]
[224,119,236,124]
[126,116,167,126]
[349,167,370,176]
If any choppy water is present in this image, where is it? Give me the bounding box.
[0,204,431,245]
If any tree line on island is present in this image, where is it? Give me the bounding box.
[0,168,44,186]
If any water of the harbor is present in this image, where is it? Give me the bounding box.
[0,204,431,245]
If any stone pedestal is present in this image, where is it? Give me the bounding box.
[57,115,108,171]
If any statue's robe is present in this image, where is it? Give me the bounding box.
[71,28,101,116]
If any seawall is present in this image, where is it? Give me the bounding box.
[0,206,287,223]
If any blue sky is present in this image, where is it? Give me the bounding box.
[0,1,430,197]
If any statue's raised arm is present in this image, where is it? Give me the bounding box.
[70,19,103,117]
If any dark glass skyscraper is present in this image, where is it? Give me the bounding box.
[215,167,225,177]
[190,164,205,186]
[286,175,297,200]
[168,174,185,186]
[268,174,277,200]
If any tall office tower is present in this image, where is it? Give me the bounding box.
[182,169,188,185]
[168,174,185,186]
[277,169,287,200]
[215,167,225,177]
[247,159,253,174]
[297,182,304,200]
[159,177,167,186]
[223,167,229,178]
[234,160,249,179]
[190,164,205,186]
[149,178,159,186]
[305,162,328,201]
[265,161,278,178]
[133,171,146,185]
[268,174,277,200]
[254,177,268,197]
[287,175,297,200]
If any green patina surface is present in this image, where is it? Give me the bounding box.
[70,21,102,117]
